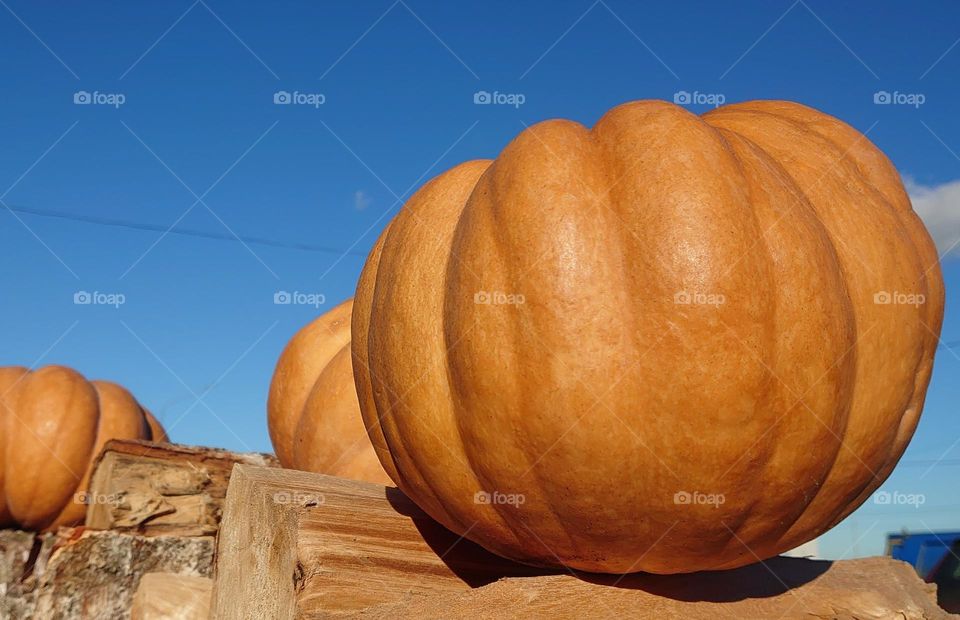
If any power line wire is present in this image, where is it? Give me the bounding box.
[3,204,370,256]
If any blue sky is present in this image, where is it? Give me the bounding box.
[1,1,958,560]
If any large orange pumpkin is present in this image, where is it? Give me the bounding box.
[268,299,389,484]
[0,365,166,531]
[352,99,944,574]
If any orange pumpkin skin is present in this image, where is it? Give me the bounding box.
[0,365,165,531]
[353,100,944,574]
[268,299,390,484]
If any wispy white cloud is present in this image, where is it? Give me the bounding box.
[906,177,960,257]
[353,190,372,211]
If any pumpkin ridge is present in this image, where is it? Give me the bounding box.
[706,106,929,551]
[733,112,866,549]
[444,150,573,559]
[41,371,98,531]
[369,160,495,535]
[710,126,854,558]
[354,219,401,483]
[759,109,942,532]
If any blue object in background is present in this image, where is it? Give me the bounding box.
[886,531,960,577]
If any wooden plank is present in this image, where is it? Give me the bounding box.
[210,465,547,619]
[131,573,212,620]
[85,440,279,536]
[357,556,954,619]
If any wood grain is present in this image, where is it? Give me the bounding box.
[209,465,547,619]
[85,439,279,536]
[131,572,212,620]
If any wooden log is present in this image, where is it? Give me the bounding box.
[1,527,214,619]
[211,466,957,619]
[131,572,212,620]
[0,528,36,591]
[209,465,548,619]
[33,528,214,619]
[0,529,46,619]
[357,556,955,619]
[85,439,279,536]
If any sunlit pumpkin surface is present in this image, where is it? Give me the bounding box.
[352,99,944,574]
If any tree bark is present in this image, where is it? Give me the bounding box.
[2,527,213,619]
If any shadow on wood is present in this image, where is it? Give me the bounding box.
[209,465,950,619]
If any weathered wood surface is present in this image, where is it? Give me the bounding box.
[86,439,279,536]
[210,465,548,619]
[358,556,955,619]
[131,572,212,620]
[1,527,214,619]
[210,466,956,620]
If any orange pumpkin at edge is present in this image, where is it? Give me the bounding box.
[0,364,167,531]
[268,299,390,484]
[352,99,944,574]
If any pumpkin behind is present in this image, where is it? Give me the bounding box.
[0,365,165,531]
[268,299,389,484]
